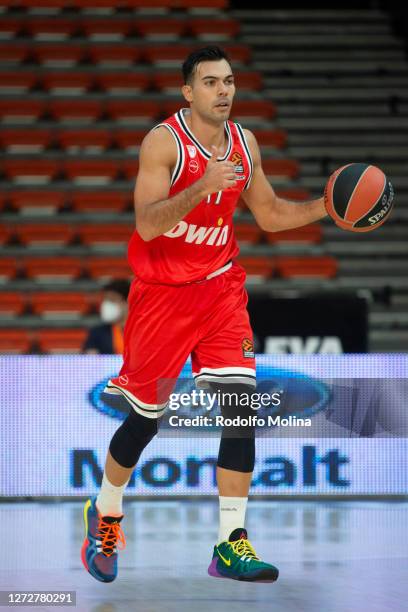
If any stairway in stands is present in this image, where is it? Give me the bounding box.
[233,8,408,351]
[0,1,406,352]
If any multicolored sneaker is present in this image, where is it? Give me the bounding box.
[208,528,279,583]
[81,497,126,583]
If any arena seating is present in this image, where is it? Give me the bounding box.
[30,292,92,317]
[0,329,32,354]
[36,329,87,353]
[0,292,25,317]
[0,3,407,352]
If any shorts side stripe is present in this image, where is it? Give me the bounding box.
[194,371,256,381]
[104,382,167,419]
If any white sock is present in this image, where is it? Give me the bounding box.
[218,496,248,543]
[96,473,129,517]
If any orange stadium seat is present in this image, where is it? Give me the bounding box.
[189,19,240,39]
[114,130,145,151]
[79,223,133,247]
[124,0,216,6]
[9,190,65,214]
[231,100,276,120]
[17,223,74,246]
[31,292,91,317]
[149,71,261,93]
[153,72,183,92]
[234,224,262,245]
[0,330,31,354]
[33,43,85,66]
[121,159,139,180]
[41,72,93,94]
[224,44,251,64]
[36,329,87,353]
[275,188,311,201]
[49,100,103,122]
[144,44,192,66]
[87,257,131,280]
[0,44,30,64]
[63,160,119,183]
[146,43,251,65]
[0,258,17,281]
[0,129,52,152]
[106,100,160,122]
[121,0,228,5]
[0,100,45,122]
[88,45,142,66]
[265,224,322,244]
[253,129,287,149]
[0,224,12,245]
[96,73,150,94]
[3,159,60,183]
[19,0,72,9]
[81,18,133,40]
[160,100,187,117]
[0,72,37,94]
[262,159,300,179]
[0,1,15,9]
[238,256,275,280]
[276,256,338,279]
[57,129,112,151]
[0,18,22,38]
[0,292,25,317]
[124,0,184,7]
[25,18,77,39]
[25,257,82,281]
[234,71,263,91]
[71,191,130,213]
[72,0,124,7]
[177,0,228,6]
[136,19,187,39]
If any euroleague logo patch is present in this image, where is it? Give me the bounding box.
[231,151,246,180]
[189,159,199,173]
[119,374,129,386]
[242,338,254,358]
[231,151,244,174]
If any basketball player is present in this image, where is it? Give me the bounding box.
[81,46,327,583]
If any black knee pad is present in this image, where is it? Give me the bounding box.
[109,408,158,469]
[210,382,257,436]
[217,436,255,473]
[209,382,256,473]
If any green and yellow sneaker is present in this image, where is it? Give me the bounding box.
[208,528,279,583]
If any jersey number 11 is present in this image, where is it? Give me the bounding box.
[207,191,223,205]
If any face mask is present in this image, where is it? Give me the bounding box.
[100,299,122,323]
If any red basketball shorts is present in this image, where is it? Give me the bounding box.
[104,261,256,418]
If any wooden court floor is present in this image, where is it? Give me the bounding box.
[0,500,407,612]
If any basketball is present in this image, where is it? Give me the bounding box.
[324,163,394,232]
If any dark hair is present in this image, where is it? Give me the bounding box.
[103,279,131,300]
[182,45,231,84]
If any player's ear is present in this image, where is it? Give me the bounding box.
[182,84,193,103]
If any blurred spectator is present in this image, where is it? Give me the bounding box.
[83,279,130,354]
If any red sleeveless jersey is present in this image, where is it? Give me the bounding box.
[127,107,254,285]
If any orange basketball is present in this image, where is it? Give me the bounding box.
[324,163,394,232]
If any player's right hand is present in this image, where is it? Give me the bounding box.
[200,145,237,194]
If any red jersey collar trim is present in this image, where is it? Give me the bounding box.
[176,108,232,161]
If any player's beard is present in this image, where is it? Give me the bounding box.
[204,105,231,126]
